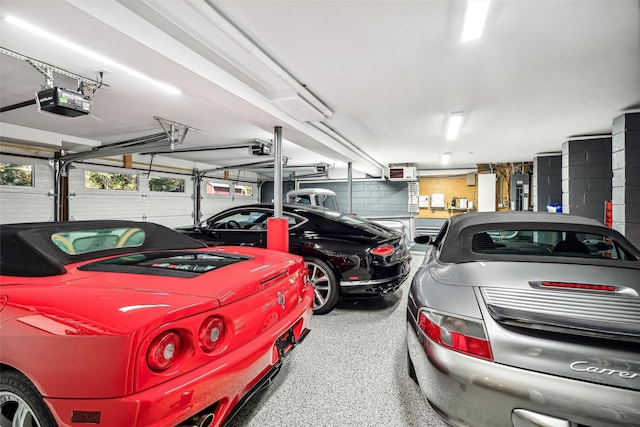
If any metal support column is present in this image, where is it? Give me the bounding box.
[273,126,283,218]
[192,169,202,225]
[51,153,70,222]
[347,162,353,214]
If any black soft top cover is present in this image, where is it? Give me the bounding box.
[0,220,206,277]
[438,211,640,264]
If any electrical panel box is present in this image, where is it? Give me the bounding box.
[510,173,530,211]
[408,181,419,213]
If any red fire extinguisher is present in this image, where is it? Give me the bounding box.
[604,200,613,228]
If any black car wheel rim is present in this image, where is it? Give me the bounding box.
[306,261,332,310]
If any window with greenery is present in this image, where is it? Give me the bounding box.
[85,171,138,190]
[0,163,34,187]
[149,176,185,192]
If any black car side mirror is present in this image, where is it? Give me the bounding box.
[414,235,432,245]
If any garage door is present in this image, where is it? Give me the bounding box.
[68,165,194,228]
[0,155,54,224]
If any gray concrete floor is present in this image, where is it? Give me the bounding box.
[227,253,448,427]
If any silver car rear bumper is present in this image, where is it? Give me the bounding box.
[407,324,640,427]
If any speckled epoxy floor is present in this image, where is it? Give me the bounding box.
[226,252,448,427]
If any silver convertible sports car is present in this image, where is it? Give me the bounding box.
[407,211,640,427]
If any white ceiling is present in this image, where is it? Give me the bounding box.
[1,0,639,179]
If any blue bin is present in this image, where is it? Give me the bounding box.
[546,203,562,213]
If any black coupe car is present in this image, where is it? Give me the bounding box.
[176,203,411,314]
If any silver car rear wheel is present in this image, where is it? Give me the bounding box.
[305,257,339,315]
[0,371,56,427]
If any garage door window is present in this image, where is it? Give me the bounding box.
[149,176,185,192]
[0,162,33,187]
[205,181,254,196]
[206,182,230,195]
[85,171,138,190]
[234,184,253,197]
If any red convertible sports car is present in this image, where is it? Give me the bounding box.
[0,220,314,427]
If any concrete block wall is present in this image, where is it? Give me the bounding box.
[533,155,562,212]
[612,112,640,248]
[300,180,410,216]
[561,137,612,222]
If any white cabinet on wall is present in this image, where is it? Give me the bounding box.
[477,173,497,212]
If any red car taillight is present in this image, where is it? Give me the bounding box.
[371,245,394,256]
[418,309,493,361]
[198,316,225,353]
[147,331,182,372]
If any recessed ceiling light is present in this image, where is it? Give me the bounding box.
[5,15,181,95]
[446,112,464,141]
[460,0,491,42]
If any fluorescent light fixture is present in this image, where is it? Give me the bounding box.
[446,112,464,141]
[441,153,451,165]
[5,16,181,95]
[460,0,491,42]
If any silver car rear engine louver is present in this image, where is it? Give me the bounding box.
[481,287,640,342]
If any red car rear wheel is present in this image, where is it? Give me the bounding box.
[0,370,57,427]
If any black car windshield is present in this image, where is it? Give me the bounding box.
[473,229,636,261]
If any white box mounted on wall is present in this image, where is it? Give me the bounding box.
[388,166,417,181]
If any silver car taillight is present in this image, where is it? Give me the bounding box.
[418,309,493,361]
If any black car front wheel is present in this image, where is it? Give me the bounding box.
[305,257,339,315]
[0,370,57,427]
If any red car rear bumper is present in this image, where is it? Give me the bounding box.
[44,296,313,427]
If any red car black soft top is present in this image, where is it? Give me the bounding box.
[0,220,206,277]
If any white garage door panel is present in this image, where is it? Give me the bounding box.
[68,166,195,227]
[0,155,54,224]
[69,191,147,222]
[142,172,194,228]
[145,192,194,228]
[1,162,258,227]
[200,191,258,219]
